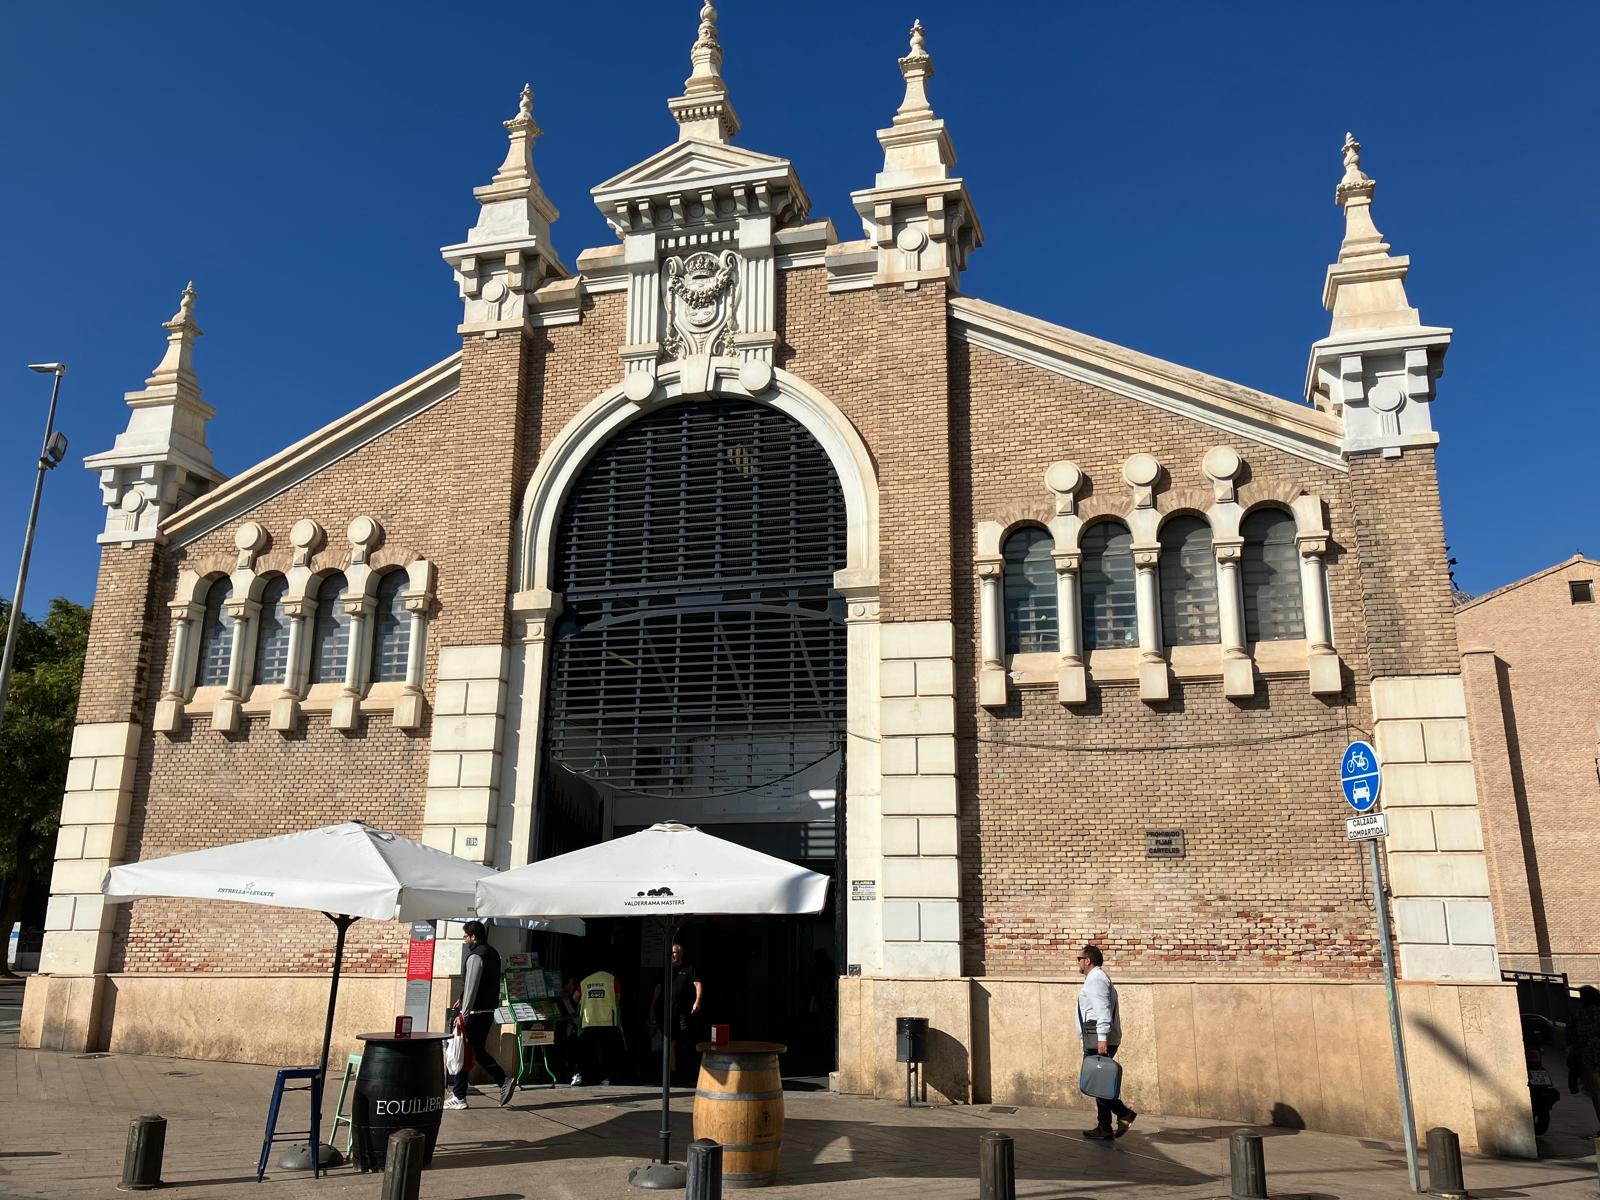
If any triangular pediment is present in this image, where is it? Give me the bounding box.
[592,138,794,199]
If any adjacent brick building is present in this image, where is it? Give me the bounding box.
[23,9,1533,1153]
[1460,556,1600,985]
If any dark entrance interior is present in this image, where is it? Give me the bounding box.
[535,397,849,1079]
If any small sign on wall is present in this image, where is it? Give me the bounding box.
[850,879,876,901]
[1145,829,1185,859]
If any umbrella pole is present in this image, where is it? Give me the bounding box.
[320,914,358,1087]
[657,915,674,1166]
[283,912,356,1173]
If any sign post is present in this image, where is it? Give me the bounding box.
[403,921,436,1031]
[1341,740,1420,1193]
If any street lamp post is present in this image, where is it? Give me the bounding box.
[0,363,69,734]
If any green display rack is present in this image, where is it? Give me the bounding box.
[495,954,571,1089]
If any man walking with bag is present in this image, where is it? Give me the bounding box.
[1077,944,1137,1140]
[446,921,516,1110]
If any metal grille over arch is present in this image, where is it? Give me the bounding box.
[540,397,849,847]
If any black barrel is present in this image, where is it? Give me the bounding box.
[896,1017,928,1064]
[351,1032,450,1173]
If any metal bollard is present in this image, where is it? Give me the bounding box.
[1228,1131,1267,1200]
[1425,1127,1467,1199]
[978,1130,1016,1200]
[379,1128,424,1200]
[118,1114,166,1191]
[687,1138,723,1199]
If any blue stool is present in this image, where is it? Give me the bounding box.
[256,1067,323,1182]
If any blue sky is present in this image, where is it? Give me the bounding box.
[1,2,1595,613]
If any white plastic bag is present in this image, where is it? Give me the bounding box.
[445,1027,466,1075]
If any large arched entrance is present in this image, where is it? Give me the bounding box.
[537,394,850,1075]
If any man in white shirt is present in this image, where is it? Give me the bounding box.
[1077,944,1136,1140]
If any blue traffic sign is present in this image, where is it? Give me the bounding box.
[1341,740,1381,812]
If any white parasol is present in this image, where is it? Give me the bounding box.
[474,822,829,1189]
[102,821,582,1167]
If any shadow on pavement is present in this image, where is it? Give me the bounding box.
[434,1107,1220,1190]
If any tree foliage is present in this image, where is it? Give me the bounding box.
[0,597,90,906]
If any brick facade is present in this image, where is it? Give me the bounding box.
[1459,557,1600,984]
[72,259,1440,989]
[1346,451,1459,677]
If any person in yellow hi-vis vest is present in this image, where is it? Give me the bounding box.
[571,968,626,1086]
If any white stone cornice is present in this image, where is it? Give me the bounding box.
[950,297,1346,471]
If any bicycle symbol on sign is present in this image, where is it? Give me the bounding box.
[1346,748,1370,772]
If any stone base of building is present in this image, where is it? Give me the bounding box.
[837,975,1535,1158]
[22,973,470,1067]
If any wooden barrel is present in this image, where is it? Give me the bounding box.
[692,1041,786,1189]
[351,1032,450,1172]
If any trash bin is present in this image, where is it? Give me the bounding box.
[895,1017,928,1064]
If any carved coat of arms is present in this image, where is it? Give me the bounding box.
[663,250,739,360]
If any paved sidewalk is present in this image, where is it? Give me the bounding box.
[1,993,1596,1199]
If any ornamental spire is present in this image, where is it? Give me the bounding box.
[1333,132,1387,263]
[1321,131,1418,332]
[152,281,202,384]
[491,84,543,188]
[894,19,936,125]
[669,2,740,143]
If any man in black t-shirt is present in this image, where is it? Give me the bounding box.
[651,941,703,1084]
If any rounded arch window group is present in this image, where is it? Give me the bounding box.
[999,504,1308,657]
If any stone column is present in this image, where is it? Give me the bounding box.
[838,578,882,974]
[153,600,201,733]
[213,594,258,732]
[976,559,1006,707]
[269,596,309,732]
[1296,525,1341,695]
[1213,537,1253,698]
[393,591,431,731]
[331,593,372,731]
[878,620,960,977]
[1132,544,1168,702]
[504,590,562,869]
[1054,550,1086,704]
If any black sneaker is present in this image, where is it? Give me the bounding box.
[498,1078,517,1107]
[1116,1111,1137,1138]
[1082,1126,1115,1140]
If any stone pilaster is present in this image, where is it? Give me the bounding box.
[421,644,509,864]
[1373,675,1500,979]
[878,620,961,977]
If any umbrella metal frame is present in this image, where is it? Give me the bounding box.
[629,916,687,1189]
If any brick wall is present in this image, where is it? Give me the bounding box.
[779,271,952,622]
[115,328,537,975]
[950,337,1381,978]
[77,543,162,726]
[1458,559,1600,984]
[1347,450,1459,677]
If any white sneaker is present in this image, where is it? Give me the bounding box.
[444,1096,468,1110]
[570,1073,584,1086]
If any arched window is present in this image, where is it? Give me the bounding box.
[1159,515,1219,646]
[1002,526,1058,653]
[309,573,351,685]
[254,576,292,686]
[1081,521,1137,650]
[370,570,410,683]
[1242,508,1305,641]
[195,577,234,687]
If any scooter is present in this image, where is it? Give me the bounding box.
[1524,1023,1561,1136]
